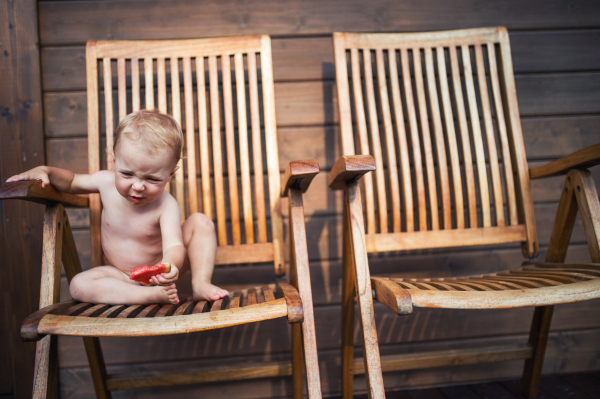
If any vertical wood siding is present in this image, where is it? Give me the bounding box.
[35,1,600,397]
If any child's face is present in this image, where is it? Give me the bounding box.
[113,138,177,206]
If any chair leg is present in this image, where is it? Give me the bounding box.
[83,337,112,399]
[292,323,304,399]
[32,335,58,399]
[521,305,554,397]
[341,203,356,399]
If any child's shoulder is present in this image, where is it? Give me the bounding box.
[157,191,180,217]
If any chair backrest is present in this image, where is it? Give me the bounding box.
[86,36,285,275]
[333,27,538,258]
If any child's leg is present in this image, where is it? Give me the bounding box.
[182,213,229,301]
[69,266,179,305]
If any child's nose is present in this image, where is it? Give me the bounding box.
[132,180,145,191]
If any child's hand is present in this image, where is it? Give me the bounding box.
[6,166,50,188]
[149,264,179,286]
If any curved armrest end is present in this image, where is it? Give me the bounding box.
[0,181,89,207]
[328,155,376,190]
[281,159,320,197]
[276,279,304,324]
[530,143,600,179]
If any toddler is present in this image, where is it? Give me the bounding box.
[7,109,229,305]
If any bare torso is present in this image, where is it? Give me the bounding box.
[99,174,166,273]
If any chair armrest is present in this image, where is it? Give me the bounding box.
[328,155,376,190]
[276,279,304,323]
[529,143,600,179]
[281,159,320,197]
[0,180,89,207]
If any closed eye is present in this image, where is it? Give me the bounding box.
[120,172,133,177]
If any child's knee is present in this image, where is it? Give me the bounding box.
[69,273,87,301]
[188,213,215,233]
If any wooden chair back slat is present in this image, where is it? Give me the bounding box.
[350,49,376,234]
[488,44,518,226]
[195,57,212,220]
[424,48,451,229]
[103,58,114,171]
[131,58,140,112]
[261,36,285,275]
[400,48,427,231]
[209,55,227,246]
[375,49,401,232]
[333,27,538,257]
[144,57,154,110]
[183,57,198,215]
[222,54,242,245]
[413,48,440,230]
[388,50,414,232]
[449,48,478,227]
[363,49,388,233]
[157,57,167,113]
[248,53,268,243]
[436,46,465,229]
[235,53,255,244]
[117,58,127,122]
[170,58,185,221]
[475,45,505,227]
[462,45,491,227]
[86,36,286,273]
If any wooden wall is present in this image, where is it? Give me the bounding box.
[26,0,600,397]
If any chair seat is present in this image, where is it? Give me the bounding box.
[22,282,303,341]
[373,263,600,313]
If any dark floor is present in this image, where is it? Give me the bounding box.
[340,372,600,399]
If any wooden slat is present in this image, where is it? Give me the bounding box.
[235,53,255,244]
[155,304,176,317]
[157,57,167,113]
[462,44,491,227]
[475,44,505,227]
[103,57,114,171]
[353,344,532,374]
[143,57,154,109]
[222,54,241,245]
[413,48,439,230]
[363,49,388,233]
[196,56,212,219]
[131,57,140,112]
[117,58,126,122]
[247,289,257,306]
[401,48,427,231]
[63,302,93,316]
[136,304,160,318]
[229,292,241,309]
[170,57,185,221]
[98,305,127,318]
[488,43,517,226]
[366,225,527,253]
[450,46,477,228]
[116,305,144,319]
[436,46,464,229]
[215,243,274,265]
[425,47,451,229]
[209,55,227,245]
[248,52,267,243]
[388,49,413,232]
[260,36,285,276]
[350,48,376,234]
[262,286,276,302]
[173,300,195,316]
[183,56,198,214]
[192,301,208,314]
[79,304,110,318]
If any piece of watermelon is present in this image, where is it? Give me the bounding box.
[130,263,171,286]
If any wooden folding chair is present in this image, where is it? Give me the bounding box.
[1,36,322,398]
[330,27,600,398]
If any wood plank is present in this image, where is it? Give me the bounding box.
[38,1,600,45]
[42,73,600,137]
[39,30,600,91]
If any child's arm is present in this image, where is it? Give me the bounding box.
[150,196,186,286]
[6,166,108,194]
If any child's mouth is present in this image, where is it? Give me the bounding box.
[130,195,143,203]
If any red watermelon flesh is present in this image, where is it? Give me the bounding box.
[130,263,171,286]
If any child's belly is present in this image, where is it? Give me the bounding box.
[101,227,163,273]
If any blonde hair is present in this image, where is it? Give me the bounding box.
[114,109,183,165]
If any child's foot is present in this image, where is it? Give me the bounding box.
[193,281,229,301]
[156,284,180,304]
